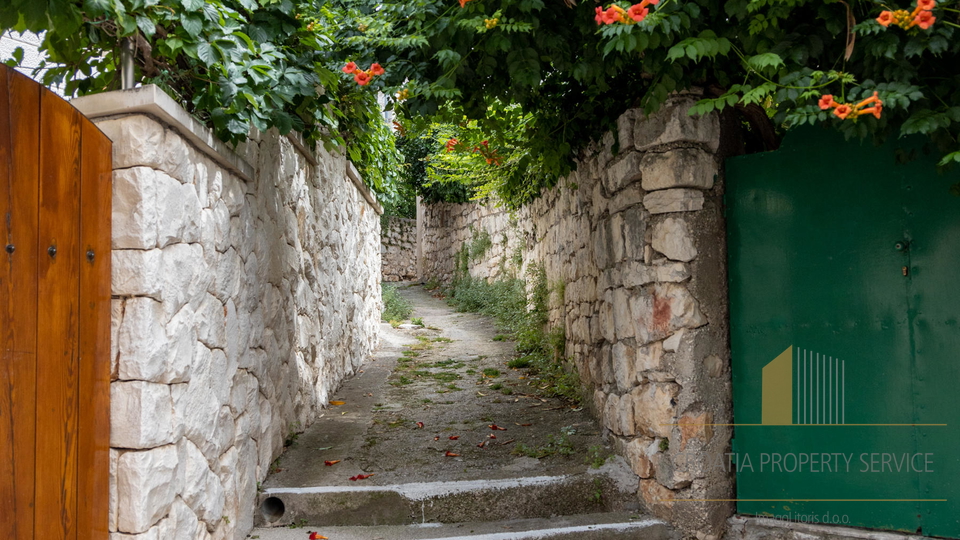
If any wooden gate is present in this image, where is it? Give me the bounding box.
[0,65,112,538]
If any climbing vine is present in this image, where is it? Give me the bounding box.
[325,0,960,206]
[0,0,401,200]
[5,0,960,208]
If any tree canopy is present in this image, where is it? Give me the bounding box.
[3,0,958,208]
[328,0,960,206]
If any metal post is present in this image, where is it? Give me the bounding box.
[120,37,135,90]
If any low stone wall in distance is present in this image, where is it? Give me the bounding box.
[418,95,734,536]
[381,216,417,281]
[76,86,383,540]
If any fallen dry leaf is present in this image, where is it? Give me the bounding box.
[488,424,507,431]
[449,435,459,440]
[434,436,440,441]
[488,434,497,439]
[520,423,532,427]
[445,451,460,457]
[477,441,487,448]
[416,421,425,429]
[349,474,374,481]
[499,439,516,446]
[324,460,341,466]
[329,400,345,406]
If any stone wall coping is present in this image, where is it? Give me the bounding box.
[71,84,255,182]
[346,160,384,215]
[285,131,318,166]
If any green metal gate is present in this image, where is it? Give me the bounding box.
[726,126,960,536]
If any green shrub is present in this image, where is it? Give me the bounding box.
[382,283,413,322]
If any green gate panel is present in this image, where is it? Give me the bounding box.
[904,159,960,537]
[727,126,959,536]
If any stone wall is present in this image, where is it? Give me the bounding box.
[381,216,417,281]
[75,86,382,540]
[418,95,734,536]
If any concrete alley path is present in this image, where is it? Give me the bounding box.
[250,284,667,540]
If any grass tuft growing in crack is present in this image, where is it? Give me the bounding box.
[512,427,576,459]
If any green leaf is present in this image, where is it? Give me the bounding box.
[939,151,960,167]
[9,46,24,66]
[82,0,111,15]
[745,52,784,72]
[164,36,183,54]
[197,41,217,65]
[116,12,139,35]
[181,13,203,37]
[232,31,255,50]
[136,15,156,37]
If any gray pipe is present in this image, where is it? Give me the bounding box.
[120,37,135,90]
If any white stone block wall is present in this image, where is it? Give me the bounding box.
[381,216,417,281]
[418,95,734,536]
[97,112,382,539]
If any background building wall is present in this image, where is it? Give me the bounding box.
[381,216,417,282]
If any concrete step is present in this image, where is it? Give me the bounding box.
[255,466,641,528]
[250,512,676,540]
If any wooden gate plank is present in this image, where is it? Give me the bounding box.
[77,120,111,540]
[35,87,82,540]
[0,67,41,540]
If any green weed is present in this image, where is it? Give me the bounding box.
[507,357,531,369]
[512,430,575,459]
[586,445,610,468]
[382,283,413,321]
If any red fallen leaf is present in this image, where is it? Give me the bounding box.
[449,436,459,440]
[445,451,460,457]
[518,423,533,427]
[488,424,507,431]
[324,460,341,466]
[477,441,487,448]
[309,533,329,540]
[349,474,375,481]
[434,436,440,441]
[416,422,425,429]
[488,434,497,439]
